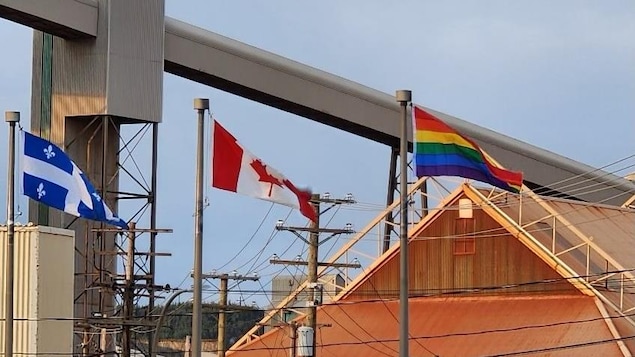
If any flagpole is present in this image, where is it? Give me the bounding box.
[4,111,19,357]
[192,98,209,357]
[396,90,411,357]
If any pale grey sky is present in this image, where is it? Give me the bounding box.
[0,1,634,306]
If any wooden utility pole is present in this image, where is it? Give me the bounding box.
[306,194,320,339]
[201,272,260,357]
[122,222,136,357]
[274,193,358,356]
[255,321,305,357]
[218,277,228,357]
[290,321,298,357]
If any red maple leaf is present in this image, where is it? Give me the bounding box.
[250,159,284,196]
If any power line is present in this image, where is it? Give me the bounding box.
[360,271,438,356]
[479,334,635,357]
[227,332,635,355]
[532,153,635,196]
[318,307,396,357]
[215,202,276,271]
[342,152,635,212]
[206,172,633,312]
[234,208,294,274]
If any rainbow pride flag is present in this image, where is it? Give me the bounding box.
[413,105,523,193]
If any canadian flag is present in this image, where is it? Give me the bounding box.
[211,120,317,222]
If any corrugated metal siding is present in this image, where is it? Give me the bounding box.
[106,0,164,122]
[0,226,74,355]
[33,14,122,320]
[228,295,624,357]
[31,1,159,326]
[36,226,75,354]
[33,0,162,123]
[29,31,50,226]
[272,275,307,307]
[272,274,344,306]
[51,22,107,119]
[30,31,43,136]
[346,197,577,300]
[0,227,36,355]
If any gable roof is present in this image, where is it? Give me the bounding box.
[230,183,635,355]
[335,184,468,300]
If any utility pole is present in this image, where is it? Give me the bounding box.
[89,223,171,357]
[290,321,297,357]
[122,222,136,357]
[192,98,209,357]
[274,193,358,356]
[396,90,412,357]
[201,272,260,357]
[306,194,319,337]
[4,111,19,357]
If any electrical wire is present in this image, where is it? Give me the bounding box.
[479,335,635,357]
[216,332,635,355]
[215,202,275,271]
[226,189,632,342]
[342,152,635,214]
[532,153,635,196]
[76,149,635,354]
[360,268,438,356]
[231,208,293,274]
[160,267,635,297]
[318,307,396,357]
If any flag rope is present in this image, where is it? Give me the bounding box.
[203,109,214,210]
[15,127,24,222]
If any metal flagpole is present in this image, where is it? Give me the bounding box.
[395,91,411,357]
[192,98,209,357]
[4,111,20,357]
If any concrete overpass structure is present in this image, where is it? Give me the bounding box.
[0,1,633,356]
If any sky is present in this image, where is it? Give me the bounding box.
[0,0,634,308]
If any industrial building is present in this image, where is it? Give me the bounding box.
[0,1,633,356]
[227,183,635,356]
[0,225,74,356]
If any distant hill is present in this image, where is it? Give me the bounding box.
[154,302,264,348]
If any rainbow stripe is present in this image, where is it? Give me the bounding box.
[413,106,523,193]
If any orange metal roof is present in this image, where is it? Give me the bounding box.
[227,294,624,357]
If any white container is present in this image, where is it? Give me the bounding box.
[296,325,314,357]
[0,225,75,356]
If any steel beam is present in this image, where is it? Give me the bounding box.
[0,0,97,39]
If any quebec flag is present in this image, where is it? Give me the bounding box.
[21,131,129,229]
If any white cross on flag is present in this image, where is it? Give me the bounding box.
[210,120,316,222]
[21,131,128,229]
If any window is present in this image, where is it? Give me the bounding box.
[454,238,476,255]
[453,218,476,255]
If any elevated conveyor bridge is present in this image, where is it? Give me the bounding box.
[0,0,632,206]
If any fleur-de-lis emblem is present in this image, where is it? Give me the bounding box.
[43,145,55,159]
[92,192,101,202]
[36,183,46,199]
